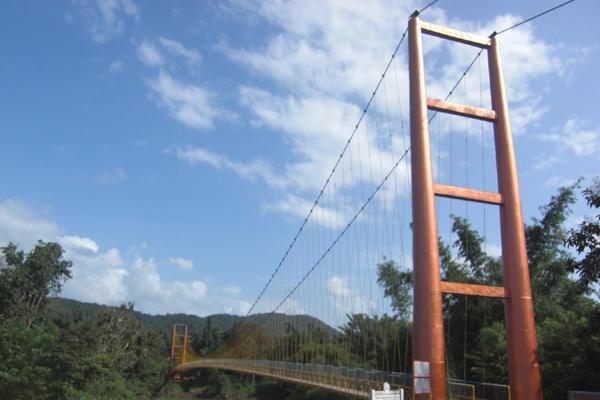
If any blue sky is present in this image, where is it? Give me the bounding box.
[0,0,598,318]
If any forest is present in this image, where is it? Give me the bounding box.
[0,178,598,400]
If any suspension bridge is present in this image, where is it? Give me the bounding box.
[167,8,559,400]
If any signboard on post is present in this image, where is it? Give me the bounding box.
[414,378,431,394]
[413,361,431,395]
[369,382,404,400]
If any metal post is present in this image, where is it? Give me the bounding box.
[408,15,446,400]
[182,324,188,365]
[488,36,543,400]
[169,324,178,380]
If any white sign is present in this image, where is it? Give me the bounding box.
[369,389,404,400]
[414,378,431,394]
[413,360,431,394]
[413,361,430,377]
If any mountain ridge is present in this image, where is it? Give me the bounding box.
[50,297,339,337]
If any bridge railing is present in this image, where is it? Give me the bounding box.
[177,359,413,398]
[176,358,510,400]
[569,392,600,400]
[446,381,475,400]
[447,379,511,400]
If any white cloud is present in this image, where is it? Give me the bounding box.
[170,145,286,188]
[169,256,193,271]
[124,258,211,315]
[125,256,208,314]
[224,300,252,315]
[107,60,125,74]
[137,40,164,66]
[218,286,243,297]
[262,193,349,229]
[212,0,418,211]
[237,301,252,315]
[220,1,571,132]
[59,235,99,254]
[73,0,140,43]
[533,156,560,171]
[137,37,209,129]
[147,70,237,130]
[327,276,376,316]
[183,0,574,227]
[538,119,600,157]
[544,175,579,188]
[484,243,503,258]
[171,146,224,169]
[95,168,127,184]
[127,257,162,298]
[0,199,61,250]
[158,37,202,65]
[238,86,409,192]
[255,298,305,316]
[0,199,250,316]
[137,37,201,68]
[169,281,207,300]
[239,88,359,169]
[61,251,207,315]
[59,235,127,304]
[67,268,129,305]
[169,145,368,229]
[277,298,305,315]
[219,0,414,99]
[64,13,75,24]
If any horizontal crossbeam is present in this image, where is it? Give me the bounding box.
[441,281,507,298]
[420,21,491,48]
[427,98,496,122]
[434,184,503,205]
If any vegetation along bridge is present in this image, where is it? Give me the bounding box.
[169,6,578,400]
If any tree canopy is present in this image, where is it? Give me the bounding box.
[0,242,169,399]
[566,177,600,288]
[0,241,72,327]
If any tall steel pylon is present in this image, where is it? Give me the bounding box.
[169,324,188,382]
[408,13,543,400]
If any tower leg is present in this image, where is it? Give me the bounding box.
[488,36,543,400]
[408,16,446,400]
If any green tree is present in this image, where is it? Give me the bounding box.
[340,313,411,372]
[0,241,172,400]
[69,303,168,386]
[566,177,600,288]
[190,315,224,356]
[439,217,506,383]
[376,259,413,320]
[0,318,71,399]
[0,241,72,327]
[537,301,600,400]
[525,183,583,314]
[0,241,75,399]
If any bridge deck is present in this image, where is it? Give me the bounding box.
[176,359,412,399]
[175,359,509,400]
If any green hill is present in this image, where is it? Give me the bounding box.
[50,297,339,337]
